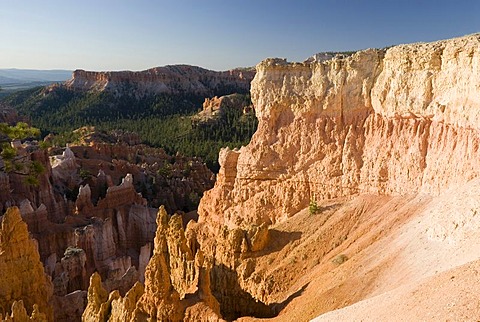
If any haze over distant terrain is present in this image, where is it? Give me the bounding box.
[0,68,72,97]
[1,0,479,71]
[0,69,71,85]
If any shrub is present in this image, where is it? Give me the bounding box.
[332,254,348,265]
[309,197,320,215]
[79,168,91,180]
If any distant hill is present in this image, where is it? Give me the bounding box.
[0,69,72,98]
[1,65,257,171]
[0,69,72,85]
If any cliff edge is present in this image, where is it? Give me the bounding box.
[199,33,480,228]
[82,34,480,321]
[64,65,255,96]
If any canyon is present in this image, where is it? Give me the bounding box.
[2,33,480,321]
[0,125,214,321]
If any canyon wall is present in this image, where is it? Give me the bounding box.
[81,34,480,321]
[199,33,480,228]
[64,65,255,96]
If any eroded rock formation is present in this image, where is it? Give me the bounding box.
[193,93,254,124]
[82,206,223,321]
[63,65,255,96]
[8,33,480,321]
[0,207,53,320]
[78,33,480,322]
[199,33,480,228]
[68,135,215,213]
[0,103,29,125]
[0,125,215,320]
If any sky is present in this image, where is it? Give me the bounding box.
[1,0,479,71]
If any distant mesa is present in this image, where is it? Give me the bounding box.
[64,65,256,96]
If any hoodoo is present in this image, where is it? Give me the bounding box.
[4,33,480,321]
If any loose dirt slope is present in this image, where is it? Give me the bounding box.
[235,179,480,321]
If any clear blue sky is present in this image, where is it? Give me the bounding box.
[1,0,479,71]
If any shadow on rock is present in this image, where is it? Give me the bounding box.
[248,229,302,258]
[211,263,307,321]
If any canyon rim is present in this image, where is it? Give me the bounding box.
[1,33,480,321]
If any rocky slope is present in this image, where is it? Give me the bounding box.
[64,65,255,96]
[82,33,480,321]
[0,124,214,320]
[4,33,480,321]
[193,94,254,124]
[196,33,480,320]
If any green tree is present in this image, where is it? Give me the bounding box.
[0,122,44,185]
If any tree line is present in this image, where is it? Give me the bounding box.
[2,86,258,171]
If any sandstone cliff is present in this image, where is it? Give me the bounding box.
[0,207,53,320]
[199,33,480,228]
[64,65,255,96]
[79,33,480,321]
[191,33,480,321]
[16,33,480,321]
[193,93,253,124]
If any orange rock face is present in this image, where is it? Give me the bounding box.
[64,65,255,96]
[0,207,53,320]
[82,207,223,322]
[81,33,480,321]
[11,34,480,321]
[0,132,215,320]
[194,93,253,124]
[198,34,480,229]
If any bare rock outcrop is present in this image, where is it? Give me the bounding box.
[81,33,480,321]
[69,138,215,213]
[1,146,68,223]
[1,301,48,322]
[82,206,224,321]
[193,93,253,124]
[0,207,53,320]
[0,103,29,125]
[51,291,87,322]
[0,127,214,319]
[199,33,480,228]
[0,106,214,321]
[64,65,255,97]
[81,272,113,322]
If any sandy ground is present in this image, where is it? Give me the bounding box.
[238,178,480,321]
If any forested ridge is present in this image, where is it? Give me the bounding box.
[2,86,257,171]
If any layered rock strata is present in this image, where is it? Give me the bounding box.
[0,131,214,320]
[199,33,480,228]
[64,65,255,96]
[81,33,480,321]
[68,139,215,213]
[193,93,253,124]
